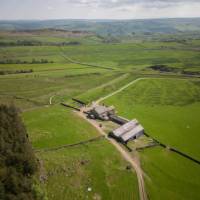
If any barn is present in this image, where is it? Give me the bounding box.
[110,119,144,143]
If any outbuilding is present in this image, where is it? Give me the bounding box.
[88,105,115,121]
[110,119,144,143]
[120,124,144,143]
[112,119,138,137]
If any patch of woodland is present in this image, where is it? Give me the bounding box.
[0,59,54,65]
[0,104,44,200]
[149,64,200,75]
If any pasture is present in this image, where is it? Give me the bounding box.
[1,30,200,200]
[103,78,200,199]
[0,64,119,109]
[23,106,100,149]
[1,33,200,111]
[104,78,200,158]
[141,147,200,200]
[23,105,139,200]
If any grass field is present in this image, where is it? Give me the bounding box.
[0,30,103,45]
[104,78,200,159]
[37,141,139,200]
[141,147,200,200]
[1,39,200,71]
[1,29,200,200]
[103,78,200,199]
[1,33,200,110]
[0,66,120,109]
[23,105,139,200]
[23,106,100,149]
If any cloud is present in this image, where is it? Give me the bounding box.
[0,0,200,20]
[63,0,200,8]
[47,6,54,11]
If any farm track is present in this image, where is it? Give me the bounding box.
[49,95,55,105]
[47,72,199,106]
[77,73,129,96]
[96,78,146,104]
[96,76,200,104]
[59,47,115,70]
[48,73,128,105]
[76,111,148,200]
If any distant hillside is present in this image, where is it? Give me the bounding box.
[0,18,200,36]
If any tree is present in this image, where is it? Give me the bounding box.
[0,104,38,200]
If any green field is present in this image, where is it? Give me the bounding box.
[23,106,139,200]
[1,31,200,111]
[141,147,200,200]
[23,106,100,149]
[104,78,200,158]
[0,66,119,109]
[103,78,200,199]
[1,29,200,200]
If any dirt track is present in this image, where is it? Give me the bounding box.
[76,76,149,200]
[96,78,145,104]
[49,95,55,105]
[76,111,148,200]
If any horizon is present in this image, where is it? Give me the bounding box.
[0,16,200,22]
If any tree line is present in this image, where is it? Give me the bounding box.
[149,64,200,76]
[0,40,81,47]
[0,69,33,76]
[0,59,54,65]
[0,104,45,200]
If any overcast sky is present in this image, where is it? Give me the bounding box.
[0,0,200,20]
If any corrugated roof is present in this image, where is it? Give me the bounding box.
[121,124,144,142]
[113,119,138,137]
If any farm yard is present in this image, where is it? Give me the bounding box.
[1,27,200,200]
[23,106,139,200]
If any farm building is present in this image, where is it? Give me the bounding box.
[121,124,144,142]
[109,115,129,125]
[110,119,144,143]
[88,105,115,120]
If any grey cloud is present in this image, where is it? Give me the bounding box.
[65,0,200,8]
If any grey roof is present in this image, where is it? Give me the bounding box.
[112,119,138,137]
[121,124,144,142]
[94,106,108,115]
[94,105,114,115]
